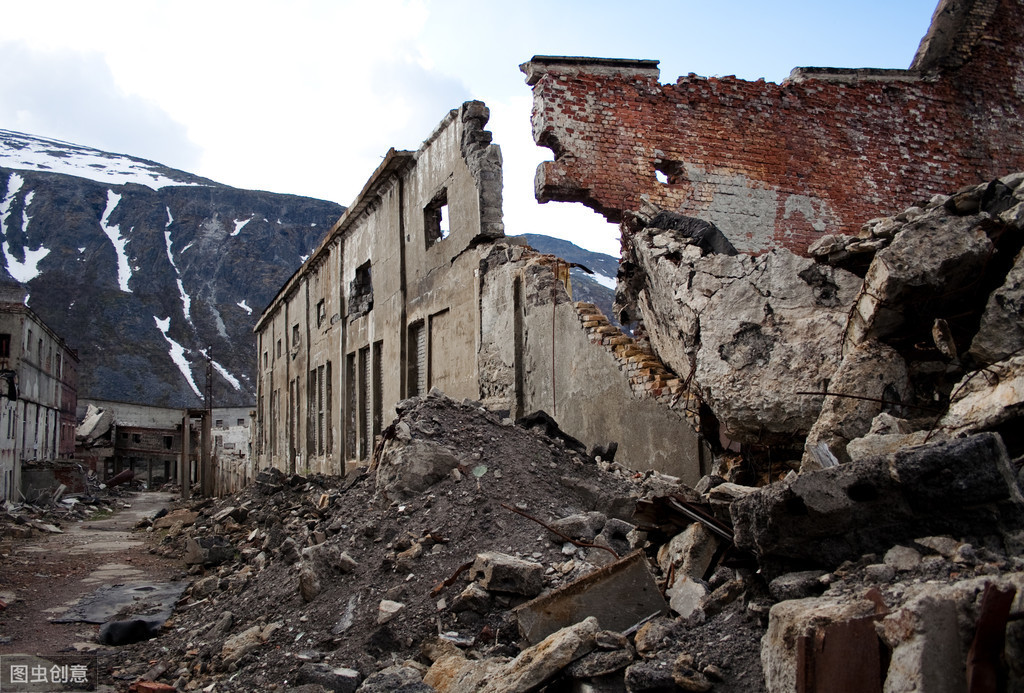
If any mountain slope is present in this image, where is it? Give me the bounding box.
[0,130,344,408]
[517,233,622,327]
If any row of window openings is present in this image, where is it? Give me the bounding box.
[260,194,452,367]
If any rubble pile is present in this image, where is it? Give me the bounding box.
[1,467,135,544]
[618,173,1024,481]
[99,175,1024,692]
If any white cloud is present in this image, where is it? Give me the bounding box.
[0,42,202,173]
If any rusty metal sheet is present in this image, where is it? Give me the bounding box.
[513,551,667,644]
[797,615,883,693]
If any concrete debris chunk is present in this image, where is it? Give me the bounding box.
[732,433,1023,574]
[470,551,544,597]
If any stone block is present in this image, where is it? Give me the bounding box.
[184,535,234,567]
[762,594,882,693]
[296,662,362,693]
[471,552,544,597]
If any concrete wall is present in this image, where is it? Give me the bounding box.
[520,0,1024,255]
[479,244,706,484]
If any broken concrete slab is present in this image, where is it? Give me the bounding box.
[844,210,994,349]
[54,581,188,625]
[470,552,544,597]
[618,224,861,444]
[479,617,600,693]
[800,340,909,471]
[513,551,667,645]
[940,353,1024,438]
[732,433,1024,573]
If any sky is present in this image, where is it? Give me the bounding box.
[0,0,939,256]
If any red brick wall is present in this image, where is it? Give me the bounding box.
[522,0,1024,255]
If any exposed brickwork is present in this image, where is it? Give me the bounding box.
[521,0,1024,255]
[573,300,702,433]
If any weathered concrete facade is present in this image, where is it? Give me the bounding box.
[255,102,506,475]
[254,102,705,482]
[0,280,79,501]
[521,0,1024,255]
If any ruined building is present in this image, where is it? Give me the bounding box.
[0,277,79,501]
[253,103,703,482]
[521,0,1024,255]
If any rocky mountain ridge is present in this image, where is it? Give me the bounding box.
[0,131,618,410]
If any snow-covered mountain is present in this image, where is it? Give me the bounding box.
[0,130,344,408]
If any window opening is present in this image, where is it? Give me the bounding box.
[349,261,373,317]
[654,159,683,185]
[424,189,450,247]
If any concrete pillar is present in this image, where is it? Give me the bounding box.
[201,413,213,497]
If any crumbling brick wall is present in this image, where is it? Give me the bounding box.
[521,0,1024,255]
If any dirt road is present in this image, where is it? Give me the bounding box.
[0,491,181,658]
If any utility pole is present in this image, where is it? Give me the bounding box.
[201,348,213,496]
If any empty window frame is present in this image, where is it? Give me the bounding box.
[424,189,450,247]
[316,299,326,328]
[349,261,373,316]
[291,324,300,348]
[0,334,10,359]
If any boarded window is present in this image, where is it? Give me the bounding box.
[358,346,370,460]
[346,353,357,459]
[429,308,452,393]
[325,361,333,455]
[407,321,426,397]
[424,189,450,247]
[372,341,383,443]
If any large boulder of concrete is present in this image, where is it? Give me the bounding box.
[619,220,861,443]
[940,353,1024,437]
[844,208,993,350]
[374,437,465,499]
[732,433,1023,574]
[800,340,910,471]
[969,241,1024,365]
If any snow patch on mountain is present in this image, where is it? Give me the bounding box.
[237,300,252,315]
[154,316,201,398]
[232,217,251,236]
[0,129,208,191]
[0,173,50,282]
[100,190,133,293]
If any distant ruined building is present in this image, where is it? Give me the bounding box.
[522,0,1024,255]
[253,0,1022,483]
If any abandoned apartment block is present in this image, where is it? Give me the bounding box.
[0,276,79,501]
[254,102,704,482]
[520,0,1024,255]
